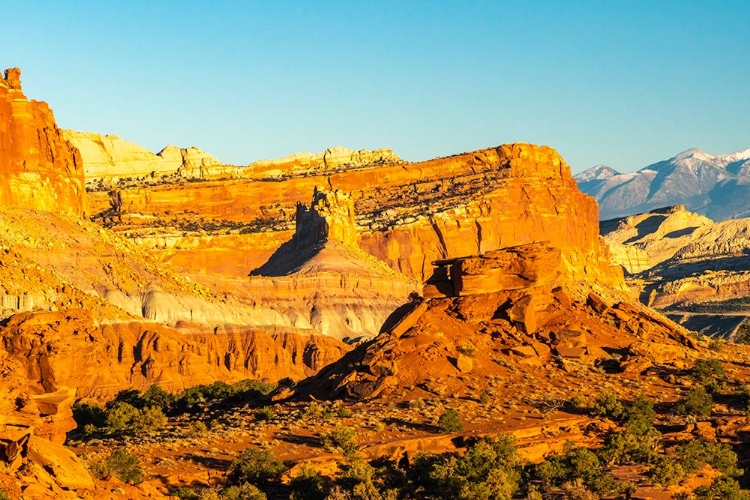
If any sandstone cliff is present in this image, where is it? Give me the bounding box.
[90,143,624,293]
[0,69,87,216]
[63,130,234,184]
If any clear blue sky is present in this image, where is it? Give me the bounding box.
[3,1,749,173]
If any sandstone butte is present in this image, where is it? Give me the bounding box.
[0,68,87,216]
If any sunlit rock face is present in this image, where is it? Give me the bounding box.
[0,68,87,216]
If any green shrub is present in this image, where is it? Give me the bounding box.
[187,420,208,437]
[321,427,358,455]
[90,448,144,484]
[437,410,464,433]
[0,490,10,500]
[536,443,624,496]
[133,405,167,433]
[690,359,726,384]
[597,429,659,466]
[693,476,750,500]
[301,401,332,420]
[675,387,713,417]
[105,401,140,433]
[72,401,107,429]
[677,440,742,477]
[590,392,623,419]
[255,406,276,421]
[410,435,521,500]
[649,455,686,486]
[142,384,177,412]
[621,395,656,436]
[228,448,286,485]
[289,466,329,500]
[219,482,267,500]
[337,407,352,418]
[479,392,491,405]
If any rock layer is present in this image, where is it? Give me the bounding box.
[0,69,87,216]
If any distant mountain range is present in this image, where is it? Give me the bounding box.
[575,148,750,221]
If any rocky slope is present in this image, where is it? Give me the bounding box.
[301,241,699,401]
[576,147,750,221]
[0,68,87,216]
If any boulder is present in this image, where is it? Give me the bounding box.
[27,436,95,490]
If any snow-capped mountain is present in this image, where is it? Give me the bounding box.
[575,148,750,221]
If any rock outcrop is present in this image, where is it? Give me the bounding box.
[63,130,233,184]
[300,251,698,401]
[0,68,87,216]
[600,205,713,273]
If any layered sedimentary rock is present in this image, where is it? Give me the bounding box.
[63,130,233,184]
[600,205,750,337]
[90,143,624,292]
[0,309,349,400]
[250,188,419,341]
[0,69,87,216]
[246,146,402,179]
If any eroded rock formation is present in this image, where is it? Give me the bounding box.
[0,69,87,216]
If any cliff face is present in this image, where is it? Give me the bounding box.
[0,69,87,216]
[63,130,234,184]
[91,143,623,290]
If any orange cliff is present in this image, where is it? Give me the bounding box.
[91,143,623,290]
[0,68,87,216]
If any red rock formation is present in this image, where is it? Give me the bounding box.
[0,69,87,216]
[91,143,623,292]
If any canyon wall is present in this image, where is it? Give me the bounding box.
[0,69,87,216]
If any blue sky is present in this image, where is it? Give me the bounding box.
[3,1,749,173]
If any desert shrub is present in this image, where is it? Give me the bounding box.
[133,405,167,433]
[321,427,358,455]
[536,442,624,496]
[693,476,750,500]
[110,388,145,409]
[105,401,141,433]
[590,391,623,419]
[337,407,352,418]
[677,440,742,477]
[0,490,10,500]
[675,386,714,417]
[597,428,660,466]
[289,466,329,500]
[72,401,107,429]
[142,384,177,412]
[620,395,656,436]
[410,435,522,500]
[218,483,267,500]
[187,420,208,437]
[437,409,464,433]
[648,455,686,486]
[690,358,726,384]
[408,398,425,410]
[227,448,286,485]
[301,401,333,421]
[90,448,144,484]
[255,406,276,421]
[479,392,491,405]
